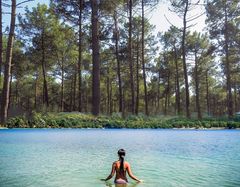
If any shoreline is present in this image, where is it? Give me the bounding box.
[1,127,240,130]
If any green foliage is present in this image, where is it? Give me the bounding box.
[6,116,29,128]
[5,113,240,129]
[30,112,47,128]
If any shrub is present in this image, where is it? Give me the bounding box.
[5,112,240,129]
[6,116,28,128]
[30,113,47,128]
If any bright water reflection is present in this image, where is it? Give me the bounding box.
[0,129,240,187]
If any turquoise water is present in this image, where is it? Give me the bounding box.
[0,129,240,187]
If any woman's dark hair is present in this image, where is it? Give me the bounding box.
[118,149,126,173]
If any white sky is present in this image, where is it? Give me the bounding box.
[2,0,207,35]
[147,1,207,34]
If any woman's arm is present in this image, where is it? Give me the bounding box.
[126,163,142,182]
[101,163,116,181]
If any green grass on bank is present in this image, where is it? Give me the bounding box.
[4,112,240,129]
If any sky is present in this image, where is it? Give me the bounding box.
[147,1,207,34]
[2,0,207,35]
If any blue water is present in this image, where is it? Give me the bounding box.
[0,129,240,187]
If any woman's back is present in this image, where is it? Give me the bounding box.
[114,161,128,182]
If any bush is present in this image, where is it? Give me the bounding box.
[6,116,28,128]
[29,112,47,128]
[5,112,240,129]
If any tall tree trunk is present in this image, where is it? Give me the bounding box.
[78,0,83,112]
[41,32,49,107]
[91,0,100,116]
[8,70,13,108]
[110,81,113,115]
[194,50,202,119]
[234,80,237,113]
[141,0,148,116]
[107,67,110,114]
[73,69,77,110]
[224,3,233,118]
[173,46,181,115]
[128,0,135,114]
[167,71,170,115]
[164,93,167,115]
[0,0,2,87]
[113,11,123,114]
[164,72,170,115]
[213,96,216,116]
[70,74,74,111]
[15,79,18,106]
[61,57,64,112]
[34,72,38,110]
[135,33,140,115]
[234,80,238,112]
[85,83,88,112]
[182,1,190,118]
[157,69,161,112]
[0,0,16,123]
[174,74,177,114]
[205,70,210,116]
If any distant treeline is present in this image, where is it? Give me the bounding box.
[5,113,240,129]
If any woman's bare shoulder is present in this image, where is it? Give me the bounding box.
[124,161,130,166]
[113,161,119,165]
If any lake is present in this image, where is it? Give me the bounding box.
[0,129,240,187]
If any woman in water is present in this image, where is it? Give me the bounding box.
[101,149,142,184]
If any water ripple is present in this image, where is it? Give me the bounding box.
[1,129,240,187]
